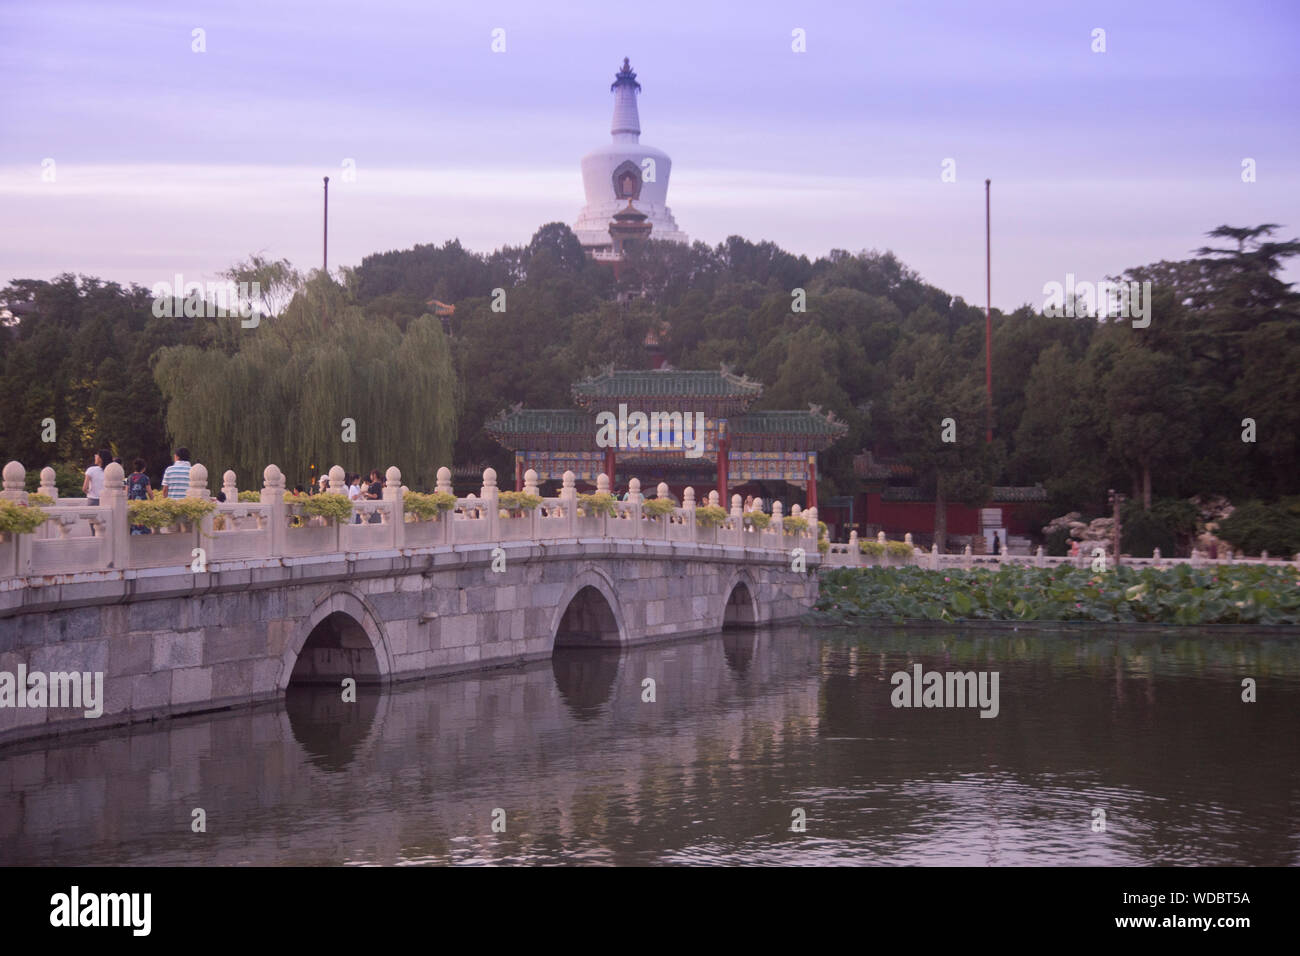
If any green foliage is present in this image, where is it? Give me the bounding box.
[0,501,50,535]
[237,490,261,503]
[818,538,830,553]
[818,520,828,540]
[23,462,84,499]
[643,498,676,518]
[26,493,54,507]
[1122,497,1199,557]
[859,540,886,557]
[1045,527,1072,557]
[815,564,1300,625]
[151,276,457,488]
[1217,498,1300,557]
[782,515,809,533]
[498,491,542,513]
[695,504,728,528]
[886,540,914,558]
[404,491,458,520]
[744,511,771,530]
[577,492,617,517]
[292,493,352,524]
[127,498,217,530]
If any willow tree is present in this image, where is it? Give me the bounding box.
[152,276,457,491]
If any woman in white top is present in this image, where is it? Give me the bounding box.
[82,450,108,505]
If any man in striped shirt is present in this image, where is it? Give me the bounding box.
[161,447,192,498]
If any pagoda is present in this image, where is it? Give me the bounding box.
[485,366,846,508]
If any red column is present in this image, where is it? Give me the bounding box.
[604,447,616,488]
[716,420,729,506]
[514,454,524,492]
[807,454,818,511]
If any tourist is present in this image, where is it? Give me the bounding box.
[161,447,192,499]
[993,532,1002,556]
[744,495,754,513]
[81,449,108,506]
[365,469,383,523]
[347,473,364,523]
[127,458,151,534]
[318,474,330,495]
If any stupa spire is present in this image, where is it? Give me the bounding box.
[610,57,641,142]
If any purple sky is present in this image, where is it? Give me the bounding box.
[2,0,1297,310]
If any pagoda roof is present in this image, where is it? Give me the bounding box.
[572,365,763,405]
[484,408,588,438]
[733,408,848,438]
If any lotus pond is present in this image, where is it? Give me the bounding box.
[815,564,1300,626]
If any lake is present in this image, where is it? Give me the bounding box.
[2,624,1296,865]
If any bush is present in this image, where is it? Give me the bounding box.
[0,501,50,535]
[1045,526,1071,557]
[237,490,261,503]
[818,538,830,554]
[643,498,676,518]
[127,498,217,530]
[577,492,617,517]
[744,512,771,530]
[1121,497,1199,557]
[498,491,542,513]
[695,504,728,527]
[292,493,352,524]
[26,493,54,507]
[782,515,809,534]
[1217,498,1300,558]
[404,491,457,521]
[859,540,886,557]
[886,540,913,558]
[818,520,828,540]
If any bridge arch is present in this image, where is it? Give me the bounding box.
[720,568,762,629]
[551,565,628,649]
[281,588,394,690]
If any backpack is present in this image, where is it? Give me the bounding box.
[127,472,150,500]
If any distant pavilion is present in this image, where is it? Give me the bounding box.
[485,367,847,508]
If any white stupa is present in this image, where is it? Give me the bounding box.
[573,58,688,255]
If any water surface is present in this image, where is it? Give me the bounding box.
[1,624,1296,865]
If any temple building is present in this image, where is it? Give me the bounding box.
[486,367,846,507]
[573,58,688,258]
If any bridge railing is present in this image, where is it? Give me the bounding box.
[0,461,819,579]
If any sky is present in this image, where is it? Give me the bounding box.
[2,0,1298,311]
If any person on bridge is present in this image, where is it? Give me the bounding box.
[161,448,191,499]
[127,458,152,535]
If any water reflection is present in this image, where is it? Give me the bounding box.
[0,625,1295,866]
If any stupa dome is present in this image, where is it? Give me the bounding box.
[573,58,688,251]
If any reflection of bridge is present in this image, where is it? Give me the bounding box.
[0,461,821,744]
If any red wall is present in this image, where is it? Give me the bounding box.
[859,492,1041,537]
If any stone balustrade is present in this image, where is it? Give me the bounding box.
[0,461,819,581]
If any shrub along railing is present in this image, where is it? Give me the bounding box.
[0,461,818,579]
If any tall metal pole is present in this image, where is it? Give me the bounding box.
[323,176,330,275]
[985,178,992,443]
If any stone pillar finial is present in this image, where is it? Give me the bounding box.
[562,471,576,493]
[1,461,26,501]
[731,494,742,515]
[186,463,209,499]
[877,531,886,544]
[752,497,763,513]
[385,466,401,491]
[683,487,695,507]
[656,482,669,499]
[436,466,453,495]
[596,473,610,495]
[904,532,913,547]
[849,530,858,546]
[39,466,58,501]
[328,465,346,494]
[772,500,783,520]
[790,503,801,517]
[708,490,719,508]
[628,477,641,503]
[481,467,498,496]
[263,464,285,495]
[524,469,539,496]
[222,470,238,502]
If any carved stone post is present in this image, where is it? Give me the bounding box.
[102,461,128,570]
[436,466,454,545]
[482,467,500,543]
[262,464,287,559]
[385,466,403,549]
[561,470,577,538]
[39,466,58,501]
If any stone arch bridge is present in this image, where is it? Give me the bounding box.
[0,462,820,742]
